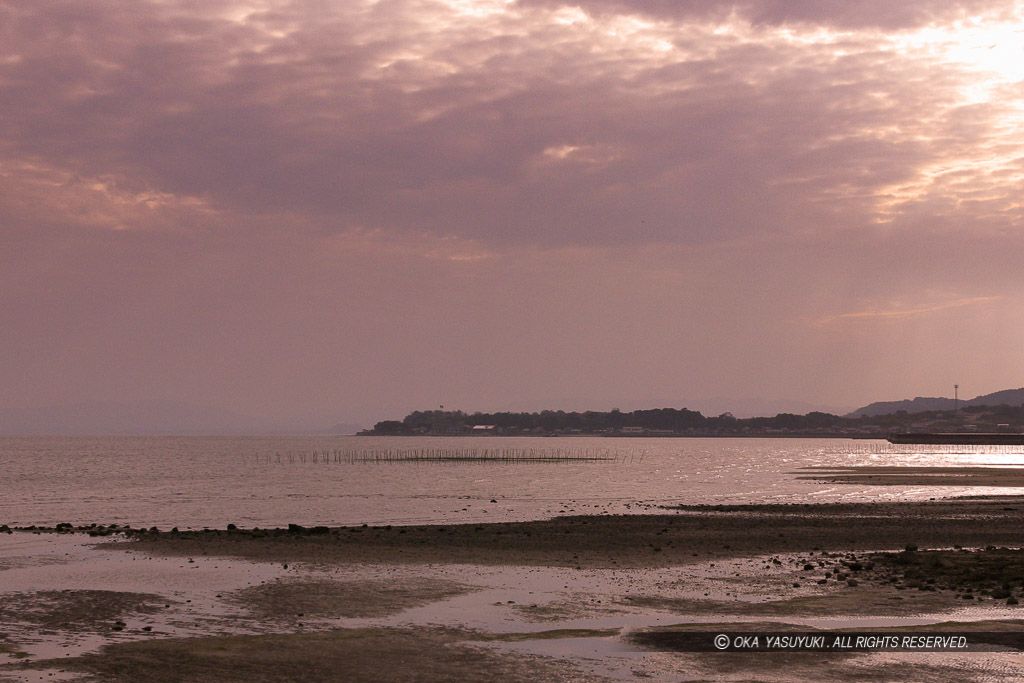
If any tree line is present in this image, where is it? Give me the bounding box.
[365,403,1024,436]
[368,407,850,434]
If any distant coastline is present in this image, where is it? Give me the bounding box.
[361,402,1024,439]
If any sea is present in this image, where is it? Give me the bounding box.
[3,435,1024,530]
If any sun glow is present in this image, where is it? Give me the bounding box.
[438,0,513,19]
[942,22,1024,83]
[896,19,1024,100]
[871,15,1024,219]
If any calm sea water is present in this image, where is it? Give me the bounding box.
[2,436,1024,529]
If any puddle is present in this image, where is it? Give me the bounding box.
[0,532,289,668]
[0,533,283,594]
[4,535,1023,682]
[264,557,806,633]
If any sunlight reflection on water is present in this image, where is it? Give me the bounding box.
[2,436,1024,528]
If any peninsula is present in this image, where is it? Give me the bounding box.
[362,401,1024,438]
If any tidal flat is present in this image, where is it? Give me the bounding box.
[4,499,1024,681]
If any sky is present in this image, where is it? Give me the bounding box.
[2,0,1023,430]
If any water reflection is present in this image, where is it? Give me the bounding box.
[2,436,1023,528]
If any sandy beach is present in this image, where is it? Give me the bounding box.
[4,494,1024,681]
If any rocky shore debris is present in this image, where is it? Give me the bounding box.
[777,546,1024,605]
[6,504,1024,604]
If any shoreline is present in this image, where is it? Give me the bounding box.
[7,499,1024,681]
[98,498,1024,569]
[796,465,1024,487]
[8,497,1024,569]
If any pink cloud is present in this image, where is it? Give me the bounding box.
[2,0,1023,425]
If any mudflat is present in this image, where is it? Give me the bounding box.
[117,498,1024,568]
[7,498,1024,682]
[797,465,1024,487]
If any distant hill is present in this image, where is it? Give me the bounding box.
[494,396,854,419]
[848,388,1024,417]
[972,388,1024,407]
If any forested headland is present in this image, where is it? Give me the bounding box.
[362,403,1024,437]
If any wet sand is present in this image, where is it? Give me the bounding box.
[115,498,1024,568]
[796,465,1024,487]
[36,627,599,683]
[6,499,1024,681]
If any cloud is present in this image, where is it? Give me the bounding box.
[2,0,1019,251]
[515,0,1017,30]
[813,296,1003,326]
[2,0,1024,422]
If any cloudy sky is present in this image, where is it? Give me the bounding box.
[2,0,1023,429]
